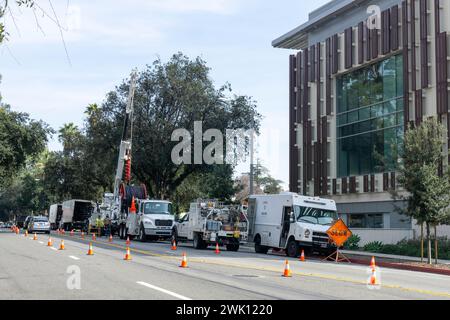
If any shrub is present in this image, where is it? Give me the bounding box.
[363,241,384,253]
[344,234,361,250]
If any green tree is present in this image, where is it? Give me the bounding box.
[0,106,52,189]
[84,53,261,200]
[396,118,450,264]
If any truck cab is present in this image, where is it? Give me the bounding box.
[125,199,175,242]
[248,193,338,257]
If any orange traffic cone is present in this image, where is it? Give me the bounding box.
[124,247,132,261]
[47,237,53,247]
[59,240,65,250]
[215,243,220,254]
[370,256,376,271]
[282,260,292,277]
[171,240,177,251]
[299,250,305,262]
[180,252,188,268]
[24,230,28,237]
[33,233,37,241]
[92,233,96,241]
[16,227,20,235]
[87,242,94,256]
[81,231,85,239]
[109,235,113,243]
[126,237,130,246]
[70,230,74,236]
[369,268,377,286]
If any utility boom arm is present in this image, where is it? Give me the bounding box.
[113,72,137,217]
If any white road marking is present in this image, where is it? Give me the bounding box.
[69,256,80,261]
[50,247,58,251]
[38,241,44,244]
[136,281,192,300]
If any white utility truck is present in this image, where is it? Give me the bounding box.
[247,193,338,257]
[173,199,249,251]
[48,204,63,230]
[124,199,175,242]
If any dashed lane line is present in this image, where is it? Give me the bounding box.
[136,281,192,300]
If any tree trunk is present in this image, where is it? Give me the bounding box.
[434,225,438,265]
[426,222,432,265]
[420,223,424,263]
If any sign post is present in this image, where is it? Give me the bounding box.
[323,219,352,263]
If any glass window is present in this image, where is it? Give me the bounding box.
[337,55,404,177]
[143,202,173,215]
[295,206,338,226]
[348,214,384,228]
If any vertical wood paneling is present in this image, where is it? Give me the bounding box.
[332,179,337,195]
[341,177,348,194]
[391,5,400,50]
[370,174,376,192]
[382,9,391,55]
[326,37,332,115]
[349,176,357,194]
[358,22,364,64]
[321,116,328,195]
[332,34,339,74]
[420,0,429,88]
[402,1,410,129]
[310,45,316,82]
[383,173,389,191]
[296,51,303,124]
[436,33,448,115]
[364,175,369,193]
[345,27,353,69]
[411,0,417,91]
[415,89,423,125]
[289,54,298,193]
[365,23,371,62]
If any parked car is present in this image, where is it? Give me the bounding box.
[27,216,51,234]
[23,216,32,230]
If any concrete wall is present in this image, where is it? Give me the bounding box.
[411,220,450,240]
[352,228,413,246]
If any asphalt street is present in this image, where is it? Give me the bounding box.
[1,228,450,300]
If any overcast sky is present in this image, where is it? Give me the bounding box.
[0,0,330,188]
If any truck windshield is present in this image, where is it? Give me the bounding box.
[294,206,337,226]
[143,202,173,215]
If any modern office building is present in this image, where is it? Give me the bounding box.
[273,0,450,244]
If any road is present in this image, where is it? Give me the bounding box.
[1,228,450,300]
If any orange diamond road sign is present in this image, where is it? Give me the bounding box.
[326,219,352,247]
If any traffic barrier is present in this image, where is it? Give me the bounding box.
[180,252,188,268]
[171,240,177,251]
[59,240,65,250]
[370,256,376,271]
[47,237,53,247]
[282,260,292,277]
[299,250,305,262]
[124,247,132,261]
[33,233,37,241]
[109,235,113,243]
[87,242,94,256]
[215,243,220,254]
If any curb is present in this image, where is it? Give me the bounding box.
[349,258,450,276]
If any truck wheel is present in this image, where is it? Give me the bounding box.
[193,233,204,250]
[138,225,146,243]
[226,244,240,252]
[286,239,300,257]
[254,235,269,254]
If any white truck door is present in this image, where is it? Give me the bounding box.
[178,214,189,238]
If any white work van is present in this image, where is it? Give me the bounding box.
[247,193,338,257]
[123,199,175,242]
[61,200,94,231]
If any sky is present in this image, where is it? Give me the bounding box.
[0,0,330,189]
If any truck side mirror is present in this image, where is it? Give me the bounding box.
[290,214,296,223]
